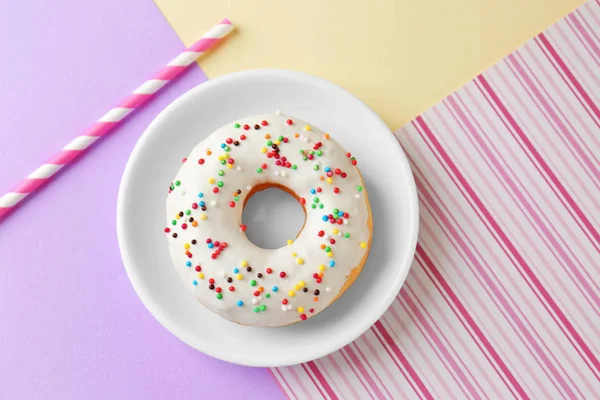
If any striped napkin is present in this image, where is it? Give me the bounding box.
[272,1,600,398]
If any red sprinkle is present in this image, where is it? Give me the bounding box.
[300,314,307,321]
[229,201,236,208]
[261,120,268,126]
[240,224,247,232]
[283,137,289,143]
[299,197,306,205]
[209,278,215,284]
[343,212,349,218]
[182,158,187,163]
[282,299,288,305]
[243,124,250,130]
[222,242,228,248]
[226,138,233,144]
[310,309,315,313]
[215,287,222,293]
[240,134,247,140]
[352,159,358,165]
[313,273,319,279]
[261,163,267,169]
[316,187,322,193]
[181,223,188,230]
[164,227,170,233]
[198,158,205,165]
[195,266,201,272]
[211,253,217,259]
[327,171,333,177]
[214,241,220,247]
[229,286,235,292]
[346,152,351,157]
[253,291,260,296]
[316,278,322,283]
[213,187,219,193]
[285,162,291,168]
[266,268,273,274]
[333,187,340,194]
[336,219,343,225]
[206,238,212,243]
[286,119,293,125]
[279,272,287,278]
[192,203,198,209]
[341,172,347,178]
[330,239,336,244]
[317,230,324,237]
[228,158,235,164]
[334,168,341,175]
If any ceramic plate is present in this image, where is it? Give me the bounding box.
[117,69,418,367]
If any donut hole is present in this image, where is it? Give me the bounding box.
[242,185,306,250]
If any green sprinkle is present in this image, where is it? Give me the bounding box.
[325,246,331,252]
[225,145,231,151]
[216,293,223,299]
[220,160,226,165]
[170,184,174,190]
[250,280,257,286]
[175,180,181,186]
[319,204,324,209]
[185,209,191,215]
[316,150,323,156]
[278,135,284,141]
[333,208,339,215]
[311,204,317,209]
[309,150,315,155]
[344,233,350,238]
[256,167,263,173]
[234,123,241,128]
[218,170,224,176]
[265,293,271,298]
[234,196,240,202]
[253,307,259,313]
[259,305,266,311]
[357,186,363,191]
[313,165,319,171]
[266,140,273,146]
[303,156,308,161]
[292,164,297,170]
[171,220,177,225]
[217,181,224,187]
[313,197,319,203]
[299,149,305,155]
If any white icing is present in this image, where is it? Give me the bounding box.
[165,113,371,327]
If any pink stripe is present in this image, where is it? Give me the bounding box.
[568,14,600,66]
[153,65,186,81]
[373,320,434,399]
[344,346,389,399]
[286,367,314,399]
[337,349,378,397]
[118,93,152,109]
[300,364,329,399]
[508,53,600,188]
[0,207,12,218]
[417,112,600,376]
[82,122,117,137]
[188,37,220,53]
[305,361,338,400]
[538,33,600,121]
[269,369,296,400]
[324,356,364,399]
[46,149,82,165]
[448,92,600,315]
[349,342,394,398]
[12,178,47,194]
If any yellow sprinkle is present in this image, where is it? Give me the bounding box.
[208,178,215,184]
[327,252,333,257]
[296,258,304,265]
[299,280,305,287]
[294,285,300,290]
[184,243,190,249]
[291,252,297,257]
[218,155,225,161]
[326,177,333,184]
[274,140,280,145]
[223,152,229,158]
[241,260,248,267]
[332,228,339,235]
[298,307,304,313]
[360,242,367,248]
[324,134,330,139]
[175,215,180,220]
[200,214,207,221]
[287,239,293,245]
[260,147,267,153]
[236,274,243,280]
[198,273,204,279]
[227,163,233,169]
[288,291,296,297]
[319,265,326,271]
[304,125,312,131]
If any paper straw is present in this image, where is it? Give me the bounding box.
[0,18,233,220]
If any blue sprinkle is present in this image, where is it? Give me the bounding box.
[272,286,278,292]
[322,215,328,221]
[329,261,336,267]
[310,188,316,194]
[233,268,239,274]
[324,167,331,172]
[237,300,244,307]
[199,201,205,206]
[185,261,192,267]
[198,192,204,198]
[220,143,226,148]
[208,243,214,249]
[192,280,198,286]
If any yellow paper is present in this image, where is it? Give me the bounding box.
[155,0,584,130]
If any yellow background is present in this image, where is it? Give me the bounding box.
[155,0,584,130]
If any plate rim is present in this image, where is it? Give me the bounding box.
[116,68,419,367]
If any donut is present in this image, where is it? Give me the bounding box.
[164,112,372,327]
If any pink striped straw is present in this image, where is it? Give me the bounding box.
[0,18,233,220]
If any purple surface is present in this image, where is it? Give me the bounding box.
[0,1,284,399]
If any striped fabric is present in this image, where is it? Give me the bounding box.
[272,1,600,398]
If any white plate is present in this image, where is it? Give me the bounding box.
[117,69,419,367]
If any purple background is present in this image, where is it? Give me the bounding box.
[0,1,284,398]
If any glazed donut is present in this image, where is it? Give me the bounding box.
[164,112,372,327]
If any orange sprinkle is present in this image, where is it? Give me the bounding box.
[324,134,330,139]
[294,133,300,138]
[258,286,264,293]
[320,244,326,249]
[264,134,271,139]
[185,250,190,255]
[206,150,212,155]
[319,176,325,181]
[318,272,324,278]
[191,221,198,227]
[313,297,319,302]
